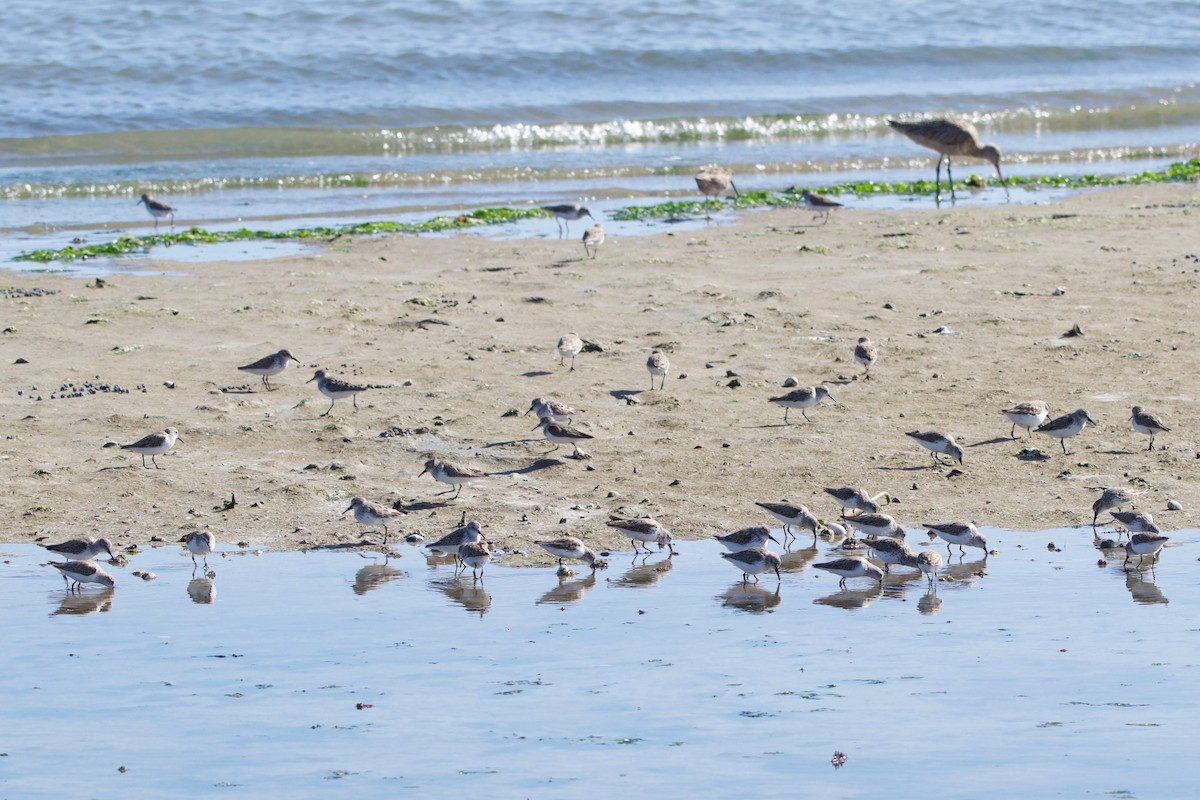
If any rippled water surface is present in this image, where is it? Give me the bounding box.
[3,527,1195,797]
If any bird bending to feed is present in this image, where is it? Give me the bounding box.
[801,190,843,224]
[714,526,779,553]
[306,369,369,416]
[905,430,964,466]
[418,458,486,500]
[755,501,822,541]
[646,350,669,390]
[1109,510,1159,536]
[924,522,988,558]
[557,333,583,370]
[136,193,176,231]
[458,539,491,580]
[582,223,604,258]
[45,537,115,562]
[854,337,878,378]
[695,165,738,220]
[1091,487,1137,527]
[1124,531,1169,568]
[916,550,943,587]
[48,560,116,591]
[865,537,917,573]
[542,203,594,237]
[344,497,406,544]
[238,349,301,391]
[533,416,594,457]
[1129,406,1170,451]
[814,557,885,588]
[768,385,836,424]
[843,512,906,540]
[606,515,675,554]
[180,530,215,568]
[526,396,577,423]
[120,427,181,469]
[887,117,1009,203]
[1001,400,1050,439]
[535,537,601,568]
[823,486,887,517]
[721,547,782,583]
[1035,408,1096,455]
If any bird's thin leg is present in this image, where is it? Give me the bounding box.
[323,399,335,417]
[1148,436,1155,451]
[453,485,463,500]
[783,408,790,424]
[934,157,944,203]
[570,354,577,371]
[1060,439,1068,455]
[1010,423,1017,439]
[152,455,161,469]
[946,157,956,201]
[802,409,811,422]
[352,395,359,410]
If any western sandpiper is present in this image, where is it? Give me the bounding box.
[916,550,943,587]
[419,458,486,500]
[136,193,176,231]
[924,522,988,558]
[1129,406,1170,451]
[646,350,670,390]
[425,520,485,564]
[48,560,116,591]
[45,536,115,562]
[854,337,878,378]
[180,530,215,568]
[1124,532,1169,568]
[1036,408,1096,455]
[767,385,836,424]
[582,223,604,258]
[1001,401,1050,439]
[535,536,600,568]
[814,557,885,588]
[905,430,964,467]
[864,537,917,573]
[542,203,595,237]
[238,349,301,391]
[843,512,906,540]
[306,369,369,416]
[120,427,181,469]
[458,539,491,580]
[605,515,675,554]
[800,189,843,224]
[721,547,782,583]
[714,526,779,552]
[533,416,594,457]
[557,332,584,370]
[526,396,577,423]
[823,486,885,517]
[343,497,406,544]
[755,501,821,541]
[1110,510,1159,535]
[1091,487,1137,526]
[887,118,1008,203]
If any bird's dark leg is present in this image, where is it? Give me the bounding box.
[783,408,790,424]
[1010,422,1017,439]
[352,394,359,410]
[1147,436,1155,451]
[152,455,161,469]
[802,409,812,422]
[934,157,944,203]
[1060,439,1069,455]
[946,157,956,201]
[323,399,335,417]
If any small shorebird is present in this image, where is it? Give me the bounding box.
[823,486,887,517]
[905,430,964,466]
[136,193,176,232]
[695,165,738,220]
[646,350,669,390]
[800,190,843,224]
[814,557,885,588]
[865,537,917,573]
[306,369,369,416]
[45,536,115,562]
[714,526,779,553]
[238,349,301,391]
[721,547,782,583]
[1129,406,1170,450]
[768,385,836,424]
[1091,487,1137,526]
[180,530,215,568]
[557,332,584,370]
[120,427,181,469]
[887,118,1009,203]
[542,203,594,238]
[1109,510,1159,536]
[755,501,822,541]
[533,416,593,457]
[425,520,485,561]
[1124,531,1169,568]
[916,550,943,588]
[924,522,988,558]
[526,396,577,423]
[535,536,600,568]
[343,497,406,544]
[418,458,486,500]
[606,516,674,554]
[843,512,906,540]
[48,560,116,591]
[458,539,491,581]
[582,223,604,258]
[854,337,878,379]
[1035,408,1096,455]
[1001,400,1050,439]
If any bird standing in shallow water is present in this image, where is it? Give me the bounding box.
[137,193,176,232]
[181,530,215,568]
[542,203,594,238]
[343,497,406,544]
[888,118,1009,203]
[695,165,738,220]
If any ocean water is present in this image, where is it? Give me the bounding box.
[2,0,1199,255]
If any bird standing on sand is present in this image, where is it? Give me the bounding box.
[646,350,669,390]
[854,337,878,378]
[1129,406,1170,451]
[238,349,301,391]
[823,486,887,517]
[533,416,594,457]
[1091,487,1137,527]
[542,203,594,238]
[1035,408,1096,455]
[887,118,1009,203]
[800,190,843,224]
[582,223,604,258]
[419,458,486,500]
[1001,400,1050,439]
[119,427,181,469]
[557,332,583,370]
[695,165,738,220]
[905,430,964,466]
[768,385,836,424]
[306,369,369,416]
[137,193,176,232]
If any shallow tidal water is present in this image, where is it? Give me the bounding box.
[2,527,1195,798]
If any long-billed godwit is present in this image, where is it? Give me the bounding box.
[887,118,1009,202]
